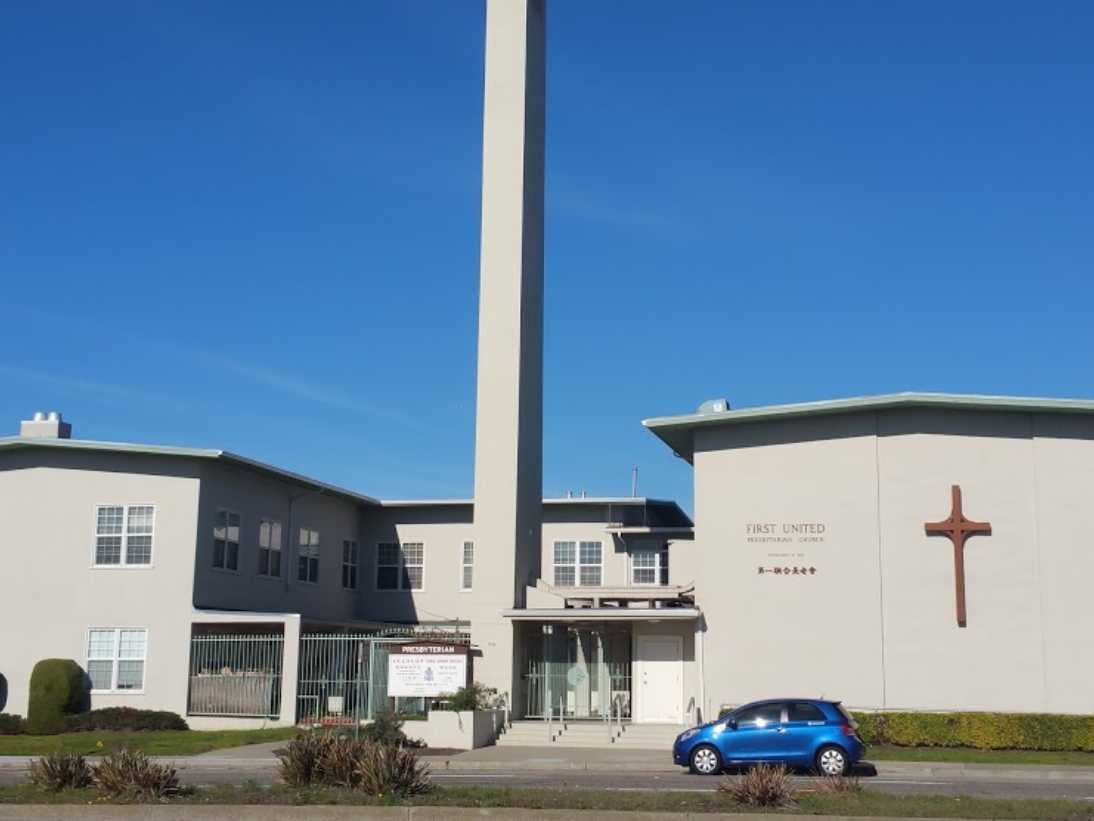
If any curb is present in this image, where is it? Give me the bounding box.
[0,807,977,821]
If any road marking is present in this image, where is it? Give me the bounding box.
[872,779,948,786]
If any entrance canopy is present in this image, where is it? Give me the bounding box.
[502,607,700,622]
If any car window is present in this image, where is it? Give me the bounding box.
[788,702,826,723]
[734,704,782,727]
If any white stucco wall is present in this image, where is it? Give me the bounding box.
[0,449,202,718]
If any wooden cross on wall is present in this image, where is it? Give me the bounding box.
[925,485,992,628]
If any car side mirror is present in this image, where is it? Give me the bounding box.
[726,719,737,730]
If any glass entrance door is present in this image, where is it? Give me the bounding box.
[522,624,632,719]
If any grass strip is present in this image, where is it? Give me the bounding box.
[868,744,1094,767]
[0,727,297,757]
[2,783,1094,819]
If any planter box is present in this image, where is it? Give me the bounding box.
[412,708,505,750]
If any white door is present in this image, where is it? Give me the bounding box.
[636,635,683,723]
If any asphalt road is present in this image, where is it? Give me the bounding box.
[4,758,1094,801]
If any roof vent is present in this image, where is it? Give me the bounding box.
[19,410,72,439]
[696,398,731,415]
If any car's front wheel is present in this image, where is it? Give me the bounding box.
[814,744,850,776]
[689,744,722,775]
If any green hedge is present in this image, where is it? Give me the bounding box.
[851,711,1094,752]
[27,660,85,735]
[64,708,188,733]
[0,713,26,735]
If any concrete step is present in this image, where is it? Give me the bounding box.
[494,721,686,749]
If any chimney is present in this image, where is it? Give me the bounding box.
[20,410,72,439]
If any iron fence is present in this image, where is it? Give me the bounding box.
[297,629,470,726]
[187,633,283,718]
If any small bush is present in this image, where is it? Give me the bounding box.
[719,764,795,808]
[27,660,85,735]
[92,748,179,800]
[317,735,367,789]
[814,774,862,795]
[65,708,188,733]
[274,732,333,787]
[354,741,431,797]
[27,752,93,791]
[274,731,430,796]
[851,710,1094,752]
[437,682,497,712]
[0,713,26,735]
[361,709,421,748]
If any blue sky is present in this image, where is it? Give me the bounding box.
[2,1,1092,511]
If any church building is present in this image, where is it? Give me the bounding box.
[644,392,1094,717]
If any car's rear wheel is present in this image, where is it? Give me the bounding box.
[689,744,722,775]
[814,744,849,776]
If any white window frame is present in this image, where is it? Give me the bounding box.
[375,541,425,591]
[553,540,603,587]
[212,509,241,573]
[86,628,148,694]
[342,539,359,590]
[297,528,320,584]
[460,541,474,592]
[91,504,156,568]
[257,518,283,578]
[630,544,670,586]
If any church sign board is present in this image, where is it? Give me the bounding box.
[386,642,469,698]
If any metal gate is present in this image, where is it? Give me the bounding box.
[296,629,470,726]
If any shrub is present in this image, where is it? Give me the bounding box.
[27,752,93,791]
[851,710,1094,752]
[0,713,26,735]
[274,732,334,787]
[317,735,367,789]
[814,774,862,795]
[361,709,422,748]
[65,708,188,733]
[437,682,497,712]
[27,660,85,735]
[354,741,431,797]
[92,748,179,800]
[718,764,795,808]
[274,731,430,796]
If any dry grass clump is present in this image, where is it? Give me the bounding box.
[813,773,863,795]
[718,763,795,807]
[27,752,92,791]
[275,731,431,797]
[91,748,180,800]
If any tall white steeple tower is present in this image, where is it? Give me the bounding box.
[470,0,545,693]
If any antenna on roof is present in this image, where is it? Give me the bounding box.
[631,465,639,497]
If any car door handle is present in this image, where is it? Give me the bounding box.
[776,728,788,733]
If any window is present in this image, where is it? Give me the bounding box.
[631,545,670,586]
[213,510,240,571]
[376,541,425,591]
[342,540,359,590]
[579,541,602,586]
[553,540,602,587]
[553,541,575,586]
[297,528,320,583]
[258,519,282,577]
[87,629,147,692]
[94,505,155,566]
[734,703,783,728]
[461,541,474,591]
[788,702,826,723]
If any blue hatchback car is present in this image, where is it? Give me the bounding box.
[673,698,866,776]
